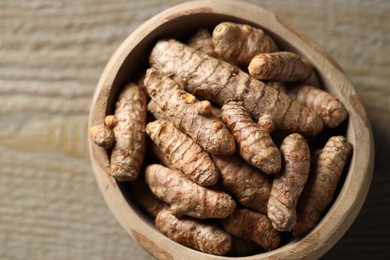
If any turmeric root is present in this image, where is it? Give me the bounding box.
[221,100,281,174]
[212,22,279,67]
[220,208,280,251]
[257,114,276,133]
[144,68,236,155]
[155,209,233,255]
[188,28,219,58]
[267,81,287,93]
[89,125,115,148]
[145,164,236,219]
[149,39,324,136]
[248,52,313,82]
[88,115,117,149]
[148,141,174,169]
[292,136,352,237]
[111,83,147,181]
[267,133,310,231]
[288,84,348,128]
[212,154,272,214]
[146,120,219,186]
[131,177,168,217]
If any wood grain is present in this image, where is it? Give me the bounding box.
[0,0,388,259]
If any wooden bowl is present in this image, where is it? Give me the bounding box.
[88,0,374,259]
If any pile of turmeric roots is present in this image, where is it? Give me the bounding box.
[89,22,352,256]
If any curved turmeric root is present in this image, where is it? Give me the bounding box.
[221,100,281,174]
[146,120,219,187]
[145,164,236,219]
[248,52,313,82]
[220,208,281,251]
[156,209,233,255]
[212,22,278,67]
[149,39,323,136]
[288,84,348,128]
[292,136,352,237]
[144,68,235,155]
[212,154,272,214]
[267,133,310,231]
[111,83,147,181]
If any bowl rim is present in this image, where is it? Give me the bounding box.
[88,0,375,259]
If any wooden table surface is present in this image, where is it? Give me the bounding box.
[1,0,389,259]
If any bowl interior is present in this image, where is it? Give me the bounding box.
[89,1,374,259]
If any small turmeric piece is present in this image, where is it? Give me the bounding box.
[221,100,281,174]
[156,209,233,255]
[248,52,313,82]
[88,115,117,149]
[212,154,272,214]
[267,133,311,232]
[220,208,281,251]
[145,164,236,219]
[212,22,278,67]
[292,136,352,237]
[144,68,236,155]
[288,84,348,128]
[111,83,147,181]
[149,39,324,136]
[146,120,219,187]
[188,28,219,58]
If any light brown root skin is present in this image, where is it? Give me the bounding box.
[257,114,276,133]
[149,39,324,136]
[144,68,236,155]
[156,209,233,255]
[147,100,169,121]
[131,178,168,218]
[145,164,236,219]
[220,208,281,251]
[221,100,281,174]
[212,22,278,67]
[146,120,219,187]
[188,28,219,58]
[248,52,313,82]
[292,136,352,237]
[148,141,175,169]
[267,133,310,232]
[88,125,115,149]
[288,84,348,128]
[212,154,272,214]
[110,83,147,181]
